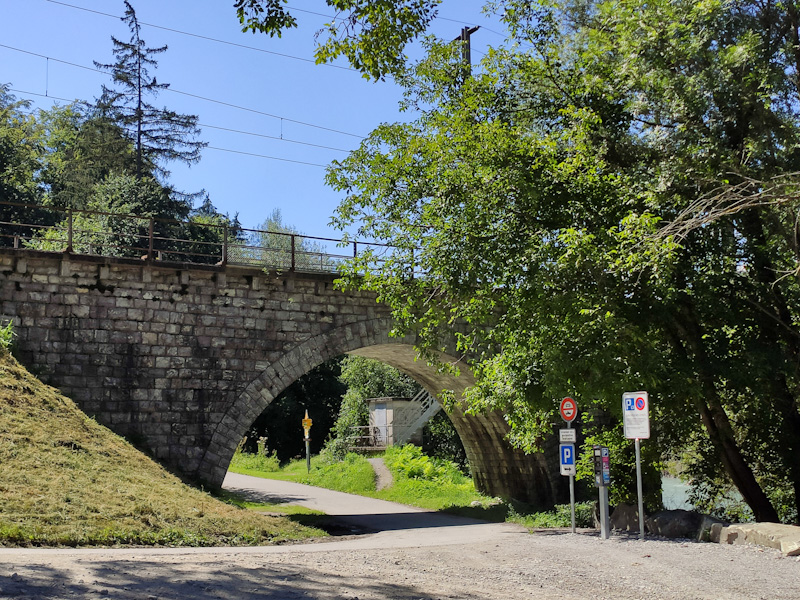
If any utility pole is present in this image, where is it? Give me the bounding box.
[456,25,480,74]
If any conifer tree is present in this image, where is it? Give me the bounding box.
[94,1,205,180]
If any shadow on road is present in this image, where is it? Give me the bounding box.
[0,556,469,600]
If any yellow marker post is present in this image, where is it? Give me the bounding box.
[302,410,312,473]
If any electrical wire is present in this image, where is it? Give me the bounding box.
[0,43,365,139]
[42,0,356,72]
[205,146,327,167]
[8,88,355,159]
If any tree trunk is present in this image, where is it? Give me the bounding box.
[667,306,780,522]
[737,210,800,519]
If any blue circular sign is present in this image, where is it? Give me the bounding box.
[635,397,646,410]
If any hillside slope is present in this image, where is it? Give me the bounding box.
[0,350,320,547]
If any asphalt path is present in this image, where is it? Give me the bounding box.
[221,471,525,549]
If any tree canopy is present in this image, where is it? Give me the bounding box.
[323,0,800,522]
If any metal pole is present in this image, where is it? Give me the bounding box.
[600,485,610,540]
[568,422,575,534]
[148,218,154,260]
[66,209,73,253]
[222,226,228,265]
[635,437,645,540]
[569,473,576,534]
[305,437,311,474]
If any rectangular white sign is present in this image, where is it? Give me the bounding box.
[559,428,576,443]
[623,391,650,439]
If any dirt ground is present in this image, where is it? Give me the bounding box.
[1,474,797,599]
[0,528,798,599]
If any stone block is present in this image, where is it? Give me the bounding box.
[719,523,800,556]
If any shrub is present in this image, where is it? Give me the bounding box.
[0,320,15,351]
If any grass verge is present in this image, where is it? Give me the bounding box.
[0,350,326,547]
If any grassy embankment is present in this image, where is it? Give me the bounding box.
[0,350,326,547]
[230,445,596,528]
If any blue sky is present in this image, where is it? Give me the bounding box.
[1,0,505,240]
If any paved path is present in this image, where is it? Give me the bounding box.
[221,471,523,548]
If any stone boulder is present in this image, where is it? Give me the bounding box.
[645,509,703,538]
[610,503,642,532]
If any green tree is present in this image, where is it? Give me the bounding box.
[37,103,139,210]
[230,208,338,272]
[327,1,800,522]
[0,85,55,245]
[95,1,205,179]
[235,0,443,80]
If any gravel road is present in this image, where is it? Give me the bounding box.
[0,474,797,599]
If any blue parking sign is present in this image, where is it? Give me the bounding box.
[560,443,576,476]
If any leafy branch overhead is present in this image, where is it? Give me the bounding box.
[235,0,443,80]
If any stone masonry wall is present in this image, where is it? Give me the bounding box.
[0,248,565,507]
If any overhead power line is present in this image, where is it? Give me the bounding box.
[9,87,353,162]
[205,146,327,168]
[0,44,365,139]
[199,123,350,153]
[42,0,356,72]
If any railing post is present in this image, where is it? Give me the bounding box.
[66,209,73,253]
[221,227,228,265]
[13,235,19,249]
[148,218,154,260]
[290,235,296,271]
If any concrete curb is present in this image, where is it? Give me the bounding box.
[713,522,800,556]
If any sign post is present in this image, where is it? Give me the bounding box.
[623,392,650,540]
[302,410,313,474]
[559,397,578,534]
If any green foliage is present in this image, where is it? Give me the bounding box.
[230,446,281,473]
[509,502,595,530]
[339,355,421,399]
[0,320,14,351]
[422,411,469,474]
[246,358,345,462]
[0,85,55,241]
[327,0,800,522]
[235,0,443,80]
[574,416,662,513]
[383,444,467,484]
[304,451,377,494]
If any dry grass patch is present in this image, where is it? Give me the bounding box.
[0,351,325,547]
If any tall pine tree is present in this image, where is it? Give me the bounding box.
[94,1,205,180]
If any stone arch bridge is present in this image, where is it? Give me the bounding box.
[0,248,564,507]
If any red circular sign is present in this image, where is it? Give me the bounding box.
[635,397,646,410]
[560,397,577,422]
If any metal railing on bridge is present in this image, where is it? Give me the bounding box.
[0,201,396,275]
